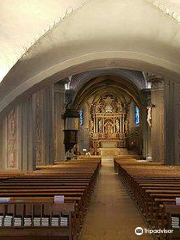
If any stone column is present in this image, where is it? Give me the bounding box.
[96,118,98,133]
[32,89,45,166]
[79,103,90,151]
[148,75,164,162]
[21,97,35,171]
[120,116,122,133]
[102,117,105,133]
[32,86,54,166]
[0,119,3,170]
[0,85,54,172]
[141,106,151,159]
[44,86,54,165]
[93,117,96,133]
[0,99,35,172]
[164,79,180,165]
[54,83,65,161]
[140,89,151,160]
[1,106,22,171]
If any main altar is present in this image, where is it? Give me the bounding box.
[89,93,129,155]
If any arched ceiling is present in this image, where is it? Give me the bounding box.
[72,75,143,109]
[0,0,180,82]
[0,0,86,81]
[1,0,180,117]
[1,0,180,83]
[69,69,148,94]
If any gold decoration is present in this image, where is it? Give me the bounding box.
[89,93,129,153]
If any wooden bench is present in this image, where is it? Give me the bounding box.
[164,203,180,240]
[0,157,101,239]
[114,158,180,240]
[0,200,76,240]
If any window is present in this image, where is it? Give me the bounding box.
[80,109,83,126]
[135,106,140,125]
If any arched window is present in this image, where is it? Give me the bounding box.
[135,106,140,125]
[80,109,83,126]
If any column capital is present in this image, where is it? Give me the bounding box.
[147,74,164,91]
[140,88,151,97]
[147,74,164,83]
[54,83,65,93]
[63,109,80,119]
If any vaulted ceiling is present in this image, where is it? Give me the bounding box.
[1,0,180,118]
[0,0,86,81]
[1,0,180,82]
[71,74,143,109]
[63,69,149,108]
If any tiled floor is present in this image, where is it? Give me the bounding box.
[79,157,153,240]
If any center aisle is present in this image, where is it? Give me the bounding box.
[79,157,153,240]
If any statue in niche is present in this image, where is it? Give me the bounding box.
[98,119,103,132]
[117,101,123,112]
[125,119,129,132]
[116,119,120,132]
[90,119,94,132]
[105,121,113,135]
[105,104,113,113]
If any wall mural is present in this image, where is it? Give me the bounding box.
[90,93,130,154]
[33,90,44,165]
[5,107,19,169]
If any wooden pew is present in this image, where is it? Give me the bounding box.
[114,158,180,240]
[0,200,76,240]
[164,203,180,240]
[0,157,101,239]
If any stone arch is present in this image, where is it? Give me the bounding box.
[0,0,180,117]
[1,0,180,170]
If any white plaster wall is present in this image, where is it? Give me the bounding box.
[0,0,86,81]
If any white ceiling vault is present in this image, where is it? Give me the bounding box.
[0,0,180,82]
[0,0,86,81]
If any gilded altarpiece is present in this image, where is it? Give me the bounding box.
[4,107,21,169]
[90,94,129,154]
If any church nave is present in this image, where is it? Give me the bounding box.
[1,0,180,239]
[79,157,153,240]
